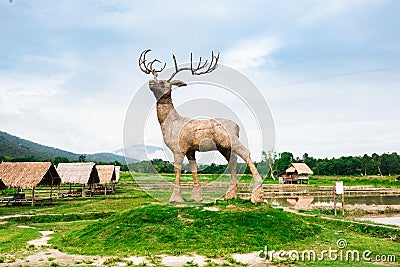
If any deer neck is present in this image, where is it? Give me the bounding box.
[156,93,182,126]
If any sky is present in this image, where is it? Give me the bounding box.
[0,0,399,160]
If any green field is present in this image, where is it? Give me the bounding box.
[0,172,399,266]
[308,175,400,187]
[130,172,400,187]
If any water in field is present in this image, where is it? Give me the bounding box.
[265,195,400,208]
[357,216,400,227]
[132,174,242,203]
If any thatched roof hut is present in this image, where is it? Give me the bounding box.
[286,163,314,175]
[0,162,61,188]
[279,163,313,184]
[96,165,116,184]
[114,166,121,184]
[57,162,99,185]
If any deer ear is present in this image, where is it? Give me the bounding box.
[170,80,187,87]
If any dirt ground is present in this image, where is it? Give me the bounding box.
[0,228,276,267]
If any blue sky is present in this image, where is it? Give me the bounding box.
[0,0,399,160]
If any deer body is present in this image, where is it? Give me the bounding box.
[141,50,264,204]
[157,95,238,151]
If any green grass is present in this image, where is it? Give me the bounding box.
[0,172,153,217]
[308,175,400,187]
[281,225,399,266]
[50,201,321,257]
[0,225,41,253]
[5,212,113,224]
[133,172,258,184]
[132,172,400,187]
[0,171,399,266]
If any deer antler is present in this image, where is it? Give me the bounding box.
[167,51,219,82]
[139,49,166,79]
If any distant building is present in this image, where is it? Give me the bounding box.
[279,163,313,184]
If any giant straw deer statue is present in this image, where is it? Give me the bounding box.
[139,49,264,204]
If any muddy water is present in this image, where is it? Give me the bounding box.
[357,216,400,227]
[265,195,400,208]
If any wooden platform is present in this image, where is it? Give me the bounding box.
[0,197,52,206]
[59,191,82,198]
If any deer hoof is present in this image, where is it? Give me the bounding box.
[251,184,264,204]
[190,185,202,202]
[225,184,238,200]
[170,186,184,203]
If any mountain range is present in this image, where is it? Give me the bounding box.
[0,131,138,163]
[113,144,165,161]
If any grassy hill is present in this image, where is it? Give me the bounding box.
[52,202,322,256]
[0,131,138,163]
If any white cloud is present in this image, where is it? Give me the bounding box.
[223,36,280,70]
[298,1,382,26]
[0,71,128,154]
[0,1,399,159]
[0,74,65,116]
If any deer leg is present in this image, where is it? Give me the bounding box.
[235,144,264,204]
[170,153,185,203]
[220,149,238,200]
[187,150,202,202]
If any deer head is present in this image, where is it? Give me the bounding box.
[139,49,219,100]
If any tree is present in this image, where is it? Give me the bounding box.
[275,152,294,174]
[303,153,317,169]
[78,154,86,162]
[11,155,38,162]
[151,159,174,173]
[53,157,70,166]
[361,154,370,176]
[380,153,400,175]
[261,150,277,179]
[113,160,122,166]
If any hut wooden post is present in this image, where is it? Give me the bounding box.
[31,187,35,206]
[333,183,337,216]
[341,192,345,216]
[104,185,107,195]
[57,184,60,198]
[82,184,86,197]
[49,170,54,201]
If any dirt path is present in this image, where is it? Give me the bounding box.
[27,230,54,248]
[0,214,34,220]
